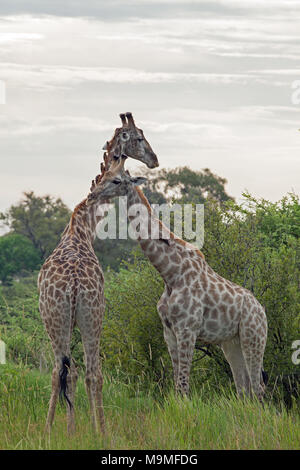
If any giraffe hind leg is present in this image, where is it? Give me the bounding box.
[240,341,266,401]
[44,363,60,433]
[76,302,105,434]
[221,336,251,398]
[65,358,78,435]
[240,316,267,401]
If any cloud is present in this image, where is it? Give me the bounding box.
[0,6,299,213]
[0,32,43,42]
[1,62,294,94]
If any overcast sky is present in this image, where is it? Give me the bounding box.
[0,0,300,222]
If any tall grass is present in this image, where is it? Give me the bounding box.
[0,363,299,450]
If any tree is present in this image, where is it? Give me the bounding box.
[142,166,234,205]
[0,234,41,284]
[0,192,71,260]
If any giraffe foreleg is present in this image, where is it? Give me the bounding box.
[162,324,179,389]
[175,328,197,396]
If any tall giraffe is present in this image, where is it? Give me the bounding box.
[38,113,158,434]
[87,160,268,401]
[103,112,158,169]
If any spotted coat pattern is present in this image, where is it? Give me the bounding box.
[38,199,105,434]
[126,186,268,400]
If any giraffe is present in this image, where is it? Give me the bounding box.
[38,112,158,434]
[87,158,268,402]
[38,176,106,435]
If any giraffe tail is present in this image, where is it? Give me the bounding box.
[261,369,268,386]
[59,275,79,409]
[59,355,72,409]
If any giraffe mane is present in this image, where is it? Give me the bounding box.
[70,198,88,233]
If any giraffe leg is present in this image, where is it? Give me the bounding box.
[66,359,78,435]
[95,363,105,433]
[44,351,74,433]
[221,336,251,398]
[162,324,179,389]
[84,350,105,434]
[240,308,267,402]
[43,334,74,434]
[76,301,105,434]
[175,329,197,396]
[44,362,60,433]
[240,339,266,401]
[157,289,180,389]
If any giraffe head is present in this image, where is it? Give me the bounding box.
[103,112,159,169]
[86,155,147,205]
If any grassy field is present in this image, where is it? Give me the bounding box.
[0,363,299,450]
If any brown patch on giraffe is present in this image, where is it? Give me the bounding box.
[186,317,197,328]
[170,253,180,263]
[226,284,235,295]
[185,269,196,285]
[219,303,227,315]
[229,306,236,318]
[48,285,54,297]
[211,308,218,320]
[170,304,180,316]
[182,259,191,271]
[175,278,185,290]
[206,321,218,332]
[191,298,201,311]
[203,293,215,307]
[217,282,225,292]
[56,280,67,289]
[221,291,233,304]
[191,260,199,271]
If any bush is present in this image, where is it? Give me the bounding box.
[102,251,167,387]
[0,234,41,284]
[0,193,299,406]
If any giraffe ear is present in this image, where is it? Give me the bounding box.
[102,142,108,150]
[130,176,148,186]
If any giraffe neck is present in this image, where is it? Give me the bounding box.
[125,186,182,285]
[64,198,100,246]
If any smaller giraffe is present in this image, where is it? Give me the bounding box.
[38,175,106,435]
[87,160,268,402]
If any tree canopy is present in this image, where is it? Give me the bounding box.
[0,191,71,260]
[142,166,234,205]
[0,234,41,284]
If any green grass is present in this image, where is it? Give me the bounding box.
[0,363,299,450]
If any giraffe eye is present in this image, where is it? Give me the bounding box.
[112,179,121,184]
[120,132,130,142]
